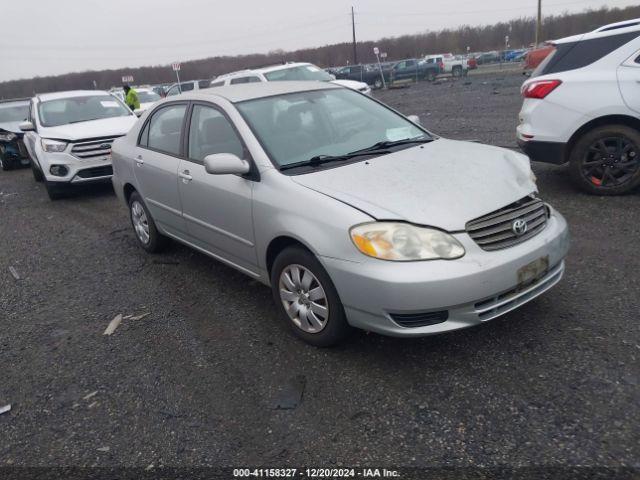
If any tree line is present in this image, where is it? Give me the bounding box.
[1,5,638,99]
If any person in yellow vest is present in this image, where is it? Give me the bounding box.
[123,85,140,112]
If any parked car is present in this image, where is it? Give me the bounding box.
[111,81,569,346]
[476,52,501,65]
[334,64,391,89]
[523,45,554,72]
[504,49,527,62]
[517,19,640,195]
[389,59,440,83]
[423,53,467,77]
[0,99,31,171]
[210,62,372,95]
[165,80,212,97]
[20,90,138,200]
[133,87,162,115]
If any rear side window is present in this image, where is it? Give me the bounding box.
[180,83,195,92]
[146,104,187,156]
[210,80,225,87]
[198,80,210,89]
[537,31,640,76]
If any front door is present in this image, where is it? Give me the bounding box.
[134,102,188,236]
[178,103,257,274]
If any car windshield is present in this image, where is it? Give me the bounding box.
[237,88,430,169]
[137,91,161,103]
[0,101,29,123]
[264,65,333,82]
[38,95,131,127]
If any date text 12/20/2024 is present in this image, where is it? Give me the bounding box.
[233,468,401,478]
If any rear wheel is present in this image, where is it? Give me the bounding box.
[452,66,463,78]
[128,191,167,253]
[426,71,436,82]
[374,78,383,89]
[271,246,352,347]
[569,124,640,195]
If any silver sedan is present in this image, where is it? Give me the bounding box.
[112,81,569,346]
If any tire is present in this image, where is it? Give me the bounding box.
[128,191,167,253]
[569,124,640,195]
[45,180,68,200]
[426,71,436,82]
[452,66,463,78]
[270,246,352,347]
[31,161,44,182]
[374,78,383,90]
[0,152,13,171]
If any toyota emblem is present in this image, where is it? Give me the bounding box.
[512,218,528,236]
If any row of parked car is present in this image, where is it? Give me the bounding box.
[0,18,637,345]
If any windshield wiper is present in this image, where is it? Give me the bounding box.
[350,136,434,154]
[280,150,391,171]
[67,117,107,124]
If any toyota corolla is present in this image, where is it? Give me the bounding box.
[111,82,570,346]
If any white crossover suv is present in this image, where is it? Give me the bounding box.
[20,90,138,199]
[210,62,372,95]
[517,19,640,195]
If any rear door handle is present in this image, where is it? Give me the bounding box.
[135,154,144,166]
[179,170,193,182]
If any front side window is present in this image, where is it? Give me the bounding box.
[198,80,211,89]
[0,101,29,123]
[181,83,195,92]
[167,86,180,96]
[188,105,244,161]
[237,88,428,169]
[264,65,333,82]
[37,95,131,127]
[146,104,187,156]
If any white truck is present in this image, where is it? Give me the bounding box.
[423,53,468,77]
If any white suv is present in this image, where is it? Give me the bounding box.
[517,19,640,195]
[20,90,138,200]
[211,62,372,95]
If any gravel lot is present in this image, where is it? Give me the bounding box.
[1,70,639,474]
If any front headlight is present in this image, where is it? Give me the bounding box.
[0,132,16,142]
[350,222,465,261]
[41,138,68,153]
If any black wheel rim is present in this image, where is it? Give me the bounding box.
[581,136,639,188]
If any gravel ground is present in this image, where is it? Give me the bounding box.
[1,70,639,474]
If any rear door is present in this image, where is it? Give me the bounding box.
[618,51,640,115]
[177,102,257,275]
[134,102,188,236]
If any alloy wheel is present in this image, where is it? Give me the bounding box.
[279,264,329,334]
[581,136,639,188]
[131,200,150,244]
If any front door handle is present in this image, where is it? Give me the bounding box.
[179,170,193,182]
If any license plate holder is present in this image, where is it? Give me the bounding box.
[517,256,549,289]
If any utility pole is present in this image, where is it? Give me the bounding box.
[535,0,542,46]
[351,6,358,65]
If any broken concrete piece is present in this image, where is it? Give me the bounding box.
[8,267,20,280]
[0,404,11,415]
[103,314,123,336]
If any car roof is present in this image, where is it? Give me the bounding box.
[186,81,340,103]
[553,18,640,44]
[37,90,110,101]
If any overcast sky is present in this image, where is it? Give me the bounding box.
[1,0,636,82]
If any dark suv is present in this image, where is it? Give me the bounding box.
[0,99,30,171]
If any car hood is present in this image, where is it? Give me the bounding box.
[291,138,536,231]
[0,121,23,134]
[40,115,138,141]
[331,79,369,90]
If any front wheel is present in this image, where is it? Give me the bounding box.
[374,78,383,89]
[452,66,463,78]
[426,71,436,82]
[0,151,13,171]
[271,246,352,347]
[45,180,68,200]
[31,161,44,182]
[569,124,640,195]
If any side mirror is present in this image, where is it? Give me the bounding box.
[19,121,35,132]
[407,115,421,125]
[204,153,250,175]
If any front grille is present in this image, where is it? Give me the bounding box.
[76,165,113,178]
[466,195,548,251]
[390,310,449,328]
[71,137,120,159]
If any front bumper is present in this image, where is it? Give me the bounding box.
[39,151,113,184]
[322,209,570,337]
